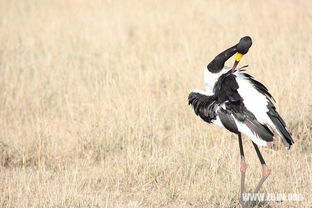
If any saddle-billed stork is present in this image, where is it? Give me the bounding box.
[188,36,294,206]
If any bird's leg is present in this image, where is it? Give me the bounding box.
[252,142,270,194]
[238,133,247,206]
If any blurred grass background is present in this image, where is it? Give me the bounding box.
[0,0,311,207]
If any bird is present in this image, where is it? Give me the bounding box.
[188,36,294,207]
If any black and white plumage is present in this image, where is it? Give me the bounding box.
[188,38,294,149]
[188,36,294,206]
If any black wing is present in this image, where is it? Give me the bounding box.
[189,72,274,142]
[267,101,294,148]
[214,72,242,103]
[188,92,217,123]
[216,73,274,140]
[243,72,293,148]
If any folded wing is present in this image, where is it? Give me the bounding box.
[189,72,274,146]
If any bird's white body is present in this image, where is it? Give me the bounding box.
[196,66,281,146]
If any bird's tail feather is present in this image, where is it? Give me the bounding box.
[267,103,294,149]
[245,119,274,142]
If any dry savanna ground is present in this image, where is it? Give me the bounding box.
[0,0,311,207]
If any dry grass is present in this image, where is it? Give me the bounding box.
[0,0,311,207]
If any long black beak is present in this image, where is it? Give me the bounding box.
[231,61,239,73]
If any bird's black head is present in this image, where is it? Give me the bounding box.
[237,36,252,55]
[231,36,252,73]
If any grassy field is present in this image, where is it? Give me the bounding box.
[0,0,311,207]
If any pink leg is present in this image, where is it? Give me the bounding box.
[254,164,271,193]
[252,142,271,193]
[240,159,247,173]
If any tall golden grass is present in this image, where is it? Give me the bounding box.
[0,0,311,207]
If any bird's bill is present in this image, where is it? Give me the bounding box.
[235,52,243,62]
[231,53,244,73]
